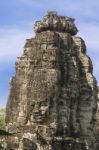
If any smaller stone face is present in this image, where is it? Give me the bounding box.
[34,11,78,35]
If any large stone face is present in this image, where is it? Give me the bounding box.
[4,12,98,149]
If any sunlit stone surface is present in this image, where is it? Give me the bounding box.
[0,12,98,150]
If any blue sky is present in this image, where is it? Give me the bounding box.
[0,0,99,108]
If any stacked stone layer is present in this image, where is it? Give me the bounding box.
[4,12,98,150]
[34,11,78,35]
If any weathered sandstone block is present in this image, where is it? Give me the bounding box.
[4,12,98,150]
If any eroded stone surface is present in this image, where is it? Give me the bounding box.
[4,11,99,149]
[34,11,78,35]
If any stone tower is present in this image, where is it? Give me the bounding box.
[5,12,98,149]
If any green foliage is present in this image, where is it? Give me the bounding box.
[0,108,5,130]
[0,108,5,113]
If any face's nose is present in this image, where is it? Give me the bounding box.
[33,103,40,113]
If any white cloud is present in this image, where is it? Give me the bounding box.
[6,0,99,19]
[76,21,99,84]
[0,26,34,61]
[77,22,99,51]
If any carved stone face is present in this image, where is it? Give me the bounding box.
[31,100,49,123]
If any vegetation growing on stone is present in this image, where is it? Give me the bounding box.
[0,108,5,130]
